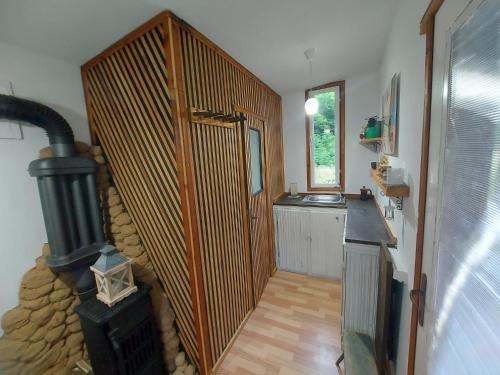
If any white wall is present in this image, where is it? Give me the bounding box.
[0,41,89,331]
[283,71,380,194]
[375,0,429,373]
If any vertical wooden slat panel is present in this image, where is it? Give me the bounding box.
[177,22,283,370]
[82,26,199,365]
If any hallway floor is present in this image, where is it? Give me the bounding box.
[216,271,342,375]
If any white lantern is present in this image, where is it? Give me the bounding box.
[90,244,137,307]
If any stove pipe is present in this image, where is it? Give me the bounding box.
[0,94,104,300]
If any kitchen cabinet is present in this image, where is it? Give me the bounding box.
[273,205,345,279]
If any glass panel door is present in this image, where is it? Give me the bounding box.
[427,1,500,373]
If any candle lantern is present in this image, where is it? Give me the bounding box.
[90,244,137,307]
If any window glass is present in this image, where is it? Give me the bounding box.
[310,88,339,186]
[249,128,263,194]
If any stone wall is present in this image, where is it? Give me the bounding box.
[0,142,197,375]
[0,244,85,375]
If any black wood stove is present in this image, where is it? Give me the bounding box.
[76,283,163,375]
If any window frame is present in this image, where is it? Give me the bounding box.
[305,80,345,192]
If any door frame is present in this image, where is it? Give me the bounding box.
[407,2,441,374]
[409,0,478,373]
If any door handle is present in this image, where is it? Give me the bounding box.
[410,273,427,326]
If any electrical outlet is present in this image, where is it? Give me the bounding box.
[0,80,23,140]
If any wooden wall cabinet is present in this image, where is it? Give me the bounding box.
[81,11,284,375]
[273,206,345,279]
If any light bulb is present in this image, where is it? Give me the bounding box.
[305,97,319,115]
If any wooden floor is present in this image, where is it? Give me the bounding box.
[215,271,342,375]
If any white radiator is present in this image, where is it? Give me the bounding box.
[342,242,379,338]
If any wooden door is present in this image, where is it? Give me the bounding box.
[189,119,254,367]
[244,117,271,303]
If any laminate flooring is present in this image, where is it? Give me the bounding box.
[215,271,342,375]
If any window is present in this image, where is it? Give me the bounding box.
[249,128,263,195]
[306,80,345,191]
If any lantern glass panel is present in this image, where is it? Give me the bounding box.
[97,275,107,294]
[110,267,129,295]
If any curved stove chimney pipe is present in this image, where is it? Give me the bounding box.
[0,94,103,300]
[0,94,75,157]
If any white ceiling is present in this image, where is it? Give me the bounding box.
[0,0,397,94]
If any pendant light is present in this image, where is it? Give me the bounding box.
[304,48,319,116]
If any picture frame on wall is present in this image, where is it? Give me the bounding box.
[382,73,400,155]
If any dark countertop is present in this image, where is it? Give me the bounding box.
[345,199,396,248]
[273,195,395,248]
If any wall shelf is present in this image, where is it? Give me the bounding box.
[359,137,382,152]
[359,137,383,145]
[370,169,410,197]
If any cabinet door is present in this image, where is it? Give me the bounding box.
[274,207,309,274]
[310,210,344,278]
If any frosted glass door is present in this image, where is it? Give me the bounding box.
[427,1,500,373]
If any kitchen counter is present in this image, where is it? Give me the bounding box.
[273,194,348,209]
[345,199,396,247]
[273,195,395,248]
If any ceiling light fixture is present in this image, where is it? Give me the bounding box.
[304,47,318,116]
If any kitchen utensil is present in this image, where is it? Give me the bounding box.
[360,186,374,201]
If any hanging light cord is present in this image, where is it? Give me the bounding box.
[309,60,313,96]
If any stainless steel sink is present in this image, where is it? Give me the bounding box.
[302,194,345,204]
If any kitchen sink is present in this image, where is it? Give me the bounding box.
[302,194,345,204]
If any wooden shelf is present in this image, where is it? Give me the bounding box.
[371,169,410,197]
[359,137,383,145]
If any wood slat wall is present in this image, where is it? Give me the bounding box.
[82,25,199,364]
[82,11,284,374]
[178,25,284,200]
[178,23,282,367]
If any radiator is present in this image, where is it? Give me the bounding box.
[342,242,379,338]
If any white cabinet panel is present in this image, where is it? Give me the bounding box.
[342,242,379,338]
[273,205,345,279]
[274,207,309,274]
[310,210,344,279]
